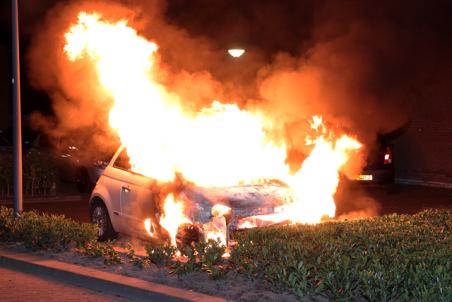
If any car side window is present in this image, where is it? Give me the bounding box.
[113,148,131,171]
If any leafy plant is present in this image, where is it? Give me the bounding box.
[0,206,97,251]
[145,244,177,266]
[170,239,229,278]
[82,240,105,257]
[231,209,452,301]
[125,242,150,268]
[0,206,15,241]
[81,240,123,265]
[172,245,199,275]
[0,152,12,197]
[101,241,123,265]
[0,147,58,197]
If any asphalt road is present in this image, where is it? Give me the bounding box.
[0,267,132,302]
[20,197,91,223]
[335,183,452,217]
[3,184,451,223]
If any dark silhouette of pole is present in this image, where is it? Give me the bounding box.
[12,0,23,216]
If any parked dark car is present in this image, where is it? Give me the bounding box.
[0,127,111,193]
[355,124,409,185]
[357,140,395,184]
[40,135,112,193]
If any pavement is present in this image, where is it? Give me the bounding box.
[0,248,226,302]
[0,266,130,302]
[334,183,451,216]
[0,195,91,222]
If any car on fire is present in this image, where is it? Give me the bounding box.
[89,146,291,244]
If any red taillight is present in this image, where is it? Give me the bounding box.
[383,146,392,165]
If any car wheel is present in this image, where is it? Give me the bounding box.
[90,199,117,241]
[176,223,203,252]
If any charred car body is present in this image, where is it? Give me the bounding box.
[89,146,290,245]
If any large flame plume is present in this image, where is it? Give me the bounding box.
[64,12,362,245]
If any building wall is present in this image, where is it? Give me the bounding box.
[395,81,452,186]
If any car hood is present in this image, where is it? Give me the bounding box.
[179,184,292,224]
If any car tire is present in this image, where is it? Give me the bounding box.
[176,223,203,252]
[89,199,117,241]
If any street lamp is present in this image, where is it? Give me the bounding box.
[227,48,246,58]
[12,0,23,216]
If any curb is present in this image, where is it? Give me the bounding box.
[0,248,226,302]
[395,178,452,189]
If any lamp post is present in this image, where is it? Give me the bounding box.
[12,0,23,217]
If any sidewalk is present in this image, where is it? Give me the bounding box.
[0,266,130,302]
[0,248,226,302]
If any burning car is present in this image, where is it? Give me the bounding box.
[89,145,292,246]
[68,12,363,247]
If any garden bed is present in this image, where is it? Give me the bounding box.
[0,206,450,301]
[231,209,451,301]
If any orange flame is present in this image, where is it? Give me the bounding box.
[144,218,152,235]
[202,204,231,245]
[64,12,362,244]
[160,194,191,246]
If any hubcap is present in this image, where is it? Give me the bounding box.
[92,206,107,237]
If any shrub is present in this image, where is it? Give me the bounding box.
[125,242,150,268]
[197,239,229,279]
[170,239,229,278]
[230,209,451,301]
[80,240,123,265]
[0,206,15,241]
[0,152,13,197]
[145,244,177,266]
[23,148,57,196]
[0,147,57,197]
[99,241,123,265]
[0,206,97,251]
[144,238,229,278]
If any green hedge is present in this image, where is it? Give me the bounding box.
[0,152,12,197]
[231,209,451,301]
[0,206,97,251]
[0,148,57,197]
[23,148,57,196]
[0,205,450,301]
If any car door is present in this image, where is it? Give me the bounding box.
[124,171,159,238]
[108,146,158,237]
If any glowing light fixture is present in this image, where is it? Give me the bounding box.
[228,48,245,58]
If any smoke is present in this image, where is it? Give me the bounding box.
[334,180,382,220]
[162,0,451,173]
[26,1,138,159]
[29,0,448,180]
[24,0,452,225]
[26,0,235,158]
